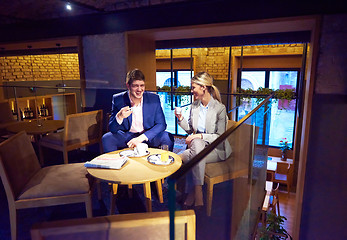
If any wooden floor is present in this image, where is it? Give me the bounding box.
[278,190,296,237]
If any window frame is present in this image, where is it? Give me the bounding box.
[237,67,300,148]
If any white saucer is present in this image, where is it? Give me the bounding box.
[147,154,174,165]
[119,149,150,158]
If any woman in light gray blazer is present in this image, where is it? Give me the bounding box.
[175,72,231,208]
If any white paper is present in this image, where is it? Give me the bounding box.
[84,155,128,169]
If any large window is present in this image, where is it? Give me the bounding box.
[237,69,299,147]
[156,70,193,135]
[156,46,304,144]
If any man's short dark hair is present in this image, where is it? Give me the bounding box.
[126,69,145,86]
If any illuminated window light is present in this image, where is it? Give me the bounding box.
[66,3,72,11]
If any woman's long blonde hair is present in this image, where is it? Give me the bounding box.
[191,72,222,102]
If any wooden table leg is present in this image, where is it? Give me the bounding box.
[96,179,102,200]
[155,180,164,203]
[110,183,118,215]
[143,182,152,212]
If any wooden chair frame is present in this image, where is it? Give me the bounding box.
[269,183,280,215]
[274,162,291,197]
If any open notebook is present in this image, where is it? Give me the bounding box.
[84,154,128,169]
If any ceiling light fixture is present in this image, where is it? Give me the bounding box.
[65,2,72,11]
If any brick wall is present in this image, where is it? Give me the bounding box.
[156,44,304,80]
[0,53,80,82]
[0,45,304,83]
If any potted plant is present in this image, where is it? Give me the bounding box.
[279,138,291,161]
[258,212,292,240]
[236,87,296,109]
[159,85,172,92]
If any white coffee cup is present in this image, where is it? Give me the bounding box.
[175,107,182,115]
[135,143,148,156]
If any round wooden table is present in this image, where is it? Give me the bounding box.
[6,119,64,142]
[87,148,182,214]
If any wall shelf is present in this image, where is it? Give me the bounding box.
[8,93,77,121]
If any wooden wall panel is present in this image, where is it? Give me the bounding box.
[127,35,156,91]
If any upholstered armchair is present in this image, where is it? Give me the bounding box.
[0,131,93,240]
[39,110,103,165]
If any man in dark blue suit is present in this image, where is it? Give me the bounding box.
[102,69,174,152]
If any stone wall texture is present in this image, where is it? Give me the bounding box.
[315,14,347,94]
[82,33,127,89]
[0,53,80,81]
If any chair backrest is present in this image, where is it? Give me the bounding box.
[31,210,196,240]
[64,110,103,148]
[272,182,280,194]
[0,101,15,124]
[0,131,41,202]
[106,112,111,132]
[276,162,290,174]
[226,120,236,145]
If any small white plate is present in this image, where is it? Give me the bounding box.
[147,154,174,165]
[119,149,150,158]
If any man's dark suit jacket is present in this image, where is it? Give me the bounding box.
[108,91,167,141]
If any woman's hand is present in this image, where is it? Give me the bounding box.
[186,134,202,145]
[174,111,183,121]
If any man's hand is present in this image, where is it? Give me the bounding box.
[186,134,202,145]
[127,134,147,148]
[117,106,132,120]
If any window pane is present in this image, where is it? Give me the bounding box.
[268,71,297,147]
[176,97,191,135]
[176,71,193,135]
[156,71,193,136]
[241,71,266,90]
[268,99,296,147]
[177,71,192,87]
[269,71,297,90]
[238,71,266,121]
[159,92,175,134]
[156,72,172,88]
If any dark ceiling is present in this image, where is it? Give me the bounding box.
[0,0,187,25]
[0,0,346,46]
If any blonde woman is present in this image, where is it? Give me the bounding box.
[175,72,231,208]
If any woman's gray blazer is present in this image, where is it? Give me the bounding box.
[178,97,232,160]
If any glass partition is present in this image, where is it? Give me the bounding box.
[168,96,271,240]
